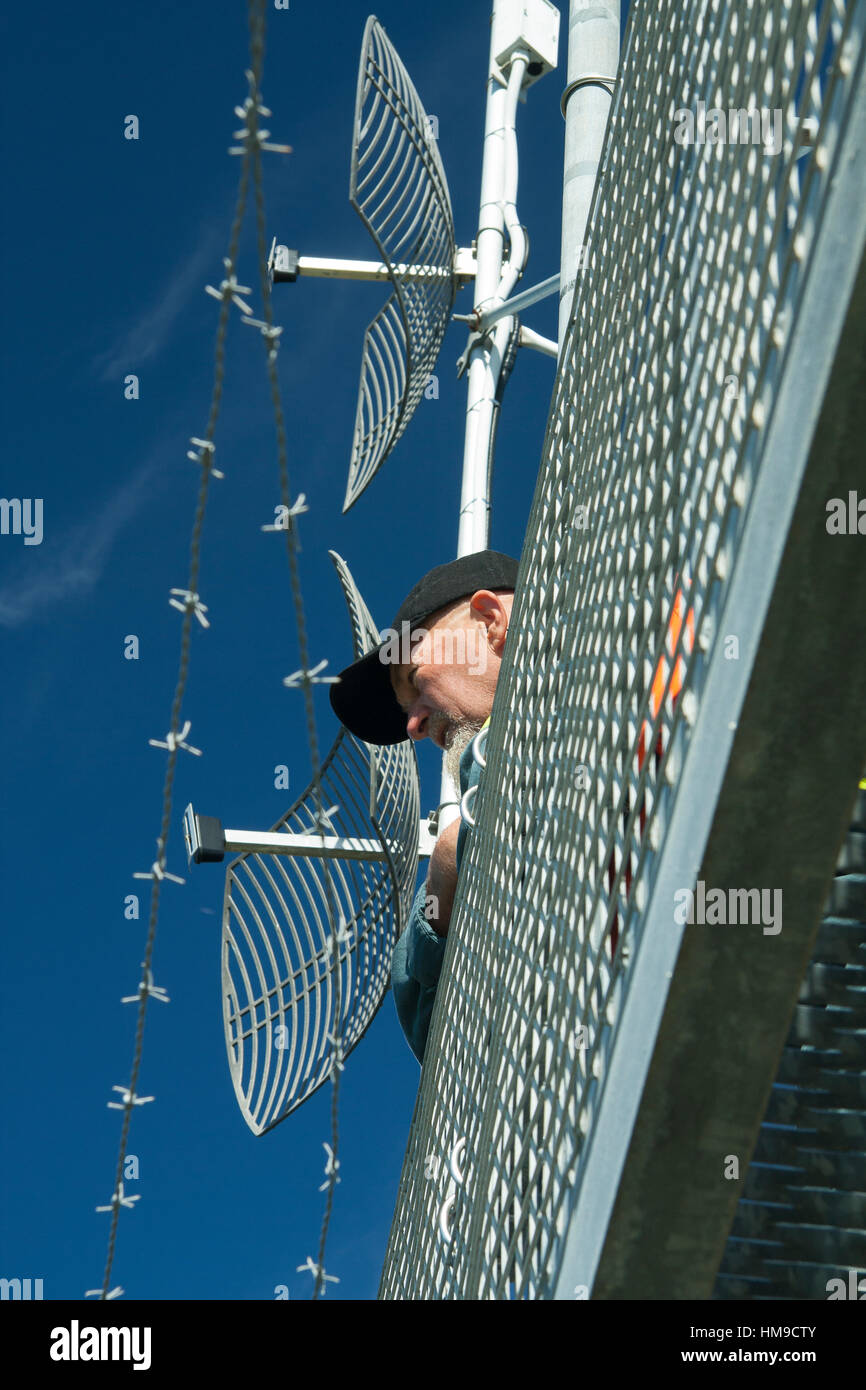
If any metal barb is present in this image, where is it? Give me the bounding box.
[107,1085,156,1110]
[96,1182,140,1214]
[148,720,203,757]
[296,1256,340,1290]
[318,1142,342,1192]
[282,658,339,688]
[168,588,210,628]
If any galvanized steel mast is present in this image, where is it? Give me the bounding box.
[558,0,620,349]
[441,0,561,820]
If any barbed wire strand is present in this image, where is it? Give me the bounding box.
[96,42,259,1305]
[245,0,344,1301]
[97,0,345,1304]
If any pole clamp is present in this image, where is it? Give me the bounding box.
[427,800,460,837]
[561,76,618,118]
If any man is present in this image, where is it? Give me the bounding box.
[330,550,518,1063]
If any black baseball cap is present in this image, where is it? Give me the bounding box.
[330,549,519,745]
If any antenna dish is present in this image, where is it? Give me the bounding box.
[221,552,420,1133]
[344,16,457,511]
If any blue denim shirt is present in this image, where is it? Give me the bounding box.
[391,719,489,1064]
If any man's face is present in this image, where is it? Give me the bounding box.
[387,589,512,776]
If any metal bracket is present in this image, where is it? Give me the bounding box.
[456,327,488,378]
[184,802,435,866]
[268,239,299,283]
[268,244,477,289]
[183,804,226,863]
[560,75,618,118]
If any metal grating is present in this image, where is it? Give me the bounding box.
[344,15,457,512]
[714,790,866,1299]
[221,553,420,1134]
[379,0,864,1298]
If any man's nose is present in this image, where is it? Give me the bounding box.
[406,706,429,741]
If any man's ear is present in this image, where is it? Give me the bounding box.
[469,589,509,653]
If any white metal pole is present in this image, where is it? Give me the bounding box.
[457,13,528,560]
[558,0,620,349]
[440,3,529,822]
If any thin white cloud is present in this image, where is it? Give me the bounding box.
[0,456,163,628]
[92,227,224,381]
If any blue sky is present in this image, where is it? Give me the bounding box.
[0,0,611,1300]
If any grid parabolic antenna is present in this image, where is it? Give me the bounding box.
[221,552,420,1134]
[344,15,457,511]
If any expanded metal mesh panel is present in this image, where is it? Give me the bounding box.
[380,0,861,1298]
[222,554,420,1134]
[714,788,866,1299]
[345,15,457,511]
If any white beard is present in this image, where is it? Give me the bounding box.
[444,717,485,788]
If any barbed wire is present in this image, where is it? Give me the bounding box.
[243,0,344,1301]
[93,123,254,1298]
[93,0,345,1303]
